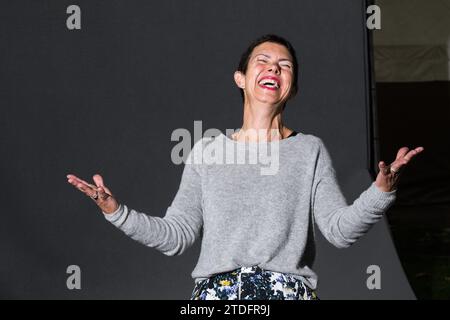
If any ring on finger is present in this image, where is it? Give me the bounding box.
[390,166,399,175]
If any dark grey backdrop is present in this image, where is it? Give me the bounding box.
[0,0,416,299]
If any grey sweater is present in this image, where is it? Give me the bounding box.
[103,131,396,290]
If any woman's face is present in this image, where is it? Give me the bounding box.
[235,41,295,106]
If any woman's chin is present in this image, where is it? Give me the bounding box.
[253,89,289,104]
[255,95,285,106]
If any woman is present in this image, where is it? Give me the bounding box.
[66,34,424,300]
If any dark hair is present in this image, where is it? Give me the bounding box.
[236,34,299,105]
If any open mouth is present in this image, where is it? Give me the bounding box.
[258,77,280,90]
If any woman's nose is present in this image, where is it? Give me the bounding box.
[268,64,281,74]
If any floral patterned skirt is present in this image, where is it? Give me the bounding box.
[190,265,319,300]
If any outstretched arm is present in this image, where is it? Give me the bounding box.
[102,151,203,256]
[312,139,423,249]
[67,140,204,257]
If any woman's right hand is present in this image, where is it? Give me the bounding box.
[66,173,120,214]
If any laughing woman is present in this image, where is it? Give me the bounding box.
[66,34,424,300]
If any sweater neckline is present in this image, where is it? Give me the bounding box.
[220,128,302,147]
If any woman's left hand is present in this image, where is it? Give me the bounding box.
[375,146,425,192]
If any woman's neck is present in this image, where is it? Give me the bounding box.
[233,101,292,142]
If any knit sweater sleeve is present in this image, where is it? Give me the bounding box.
[102,141,204,256]
[312,138,397,249]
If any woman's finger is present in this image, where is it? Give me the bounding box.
[67,174,99,197]
[93,174,114,196]
[75,176,98,190]
[67,174,96,190]
[67,175,84,188]
[76,181,99,199]
[76,180,98,195]
[391,146,425,172]
[403,146,425,162]
[97,186,110,201]
[379,160,402,176]
[67,173,113,200]
[396,147,410,160]
[378,161,390,175]
[389,165,401,176]
[93,174,105,187]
